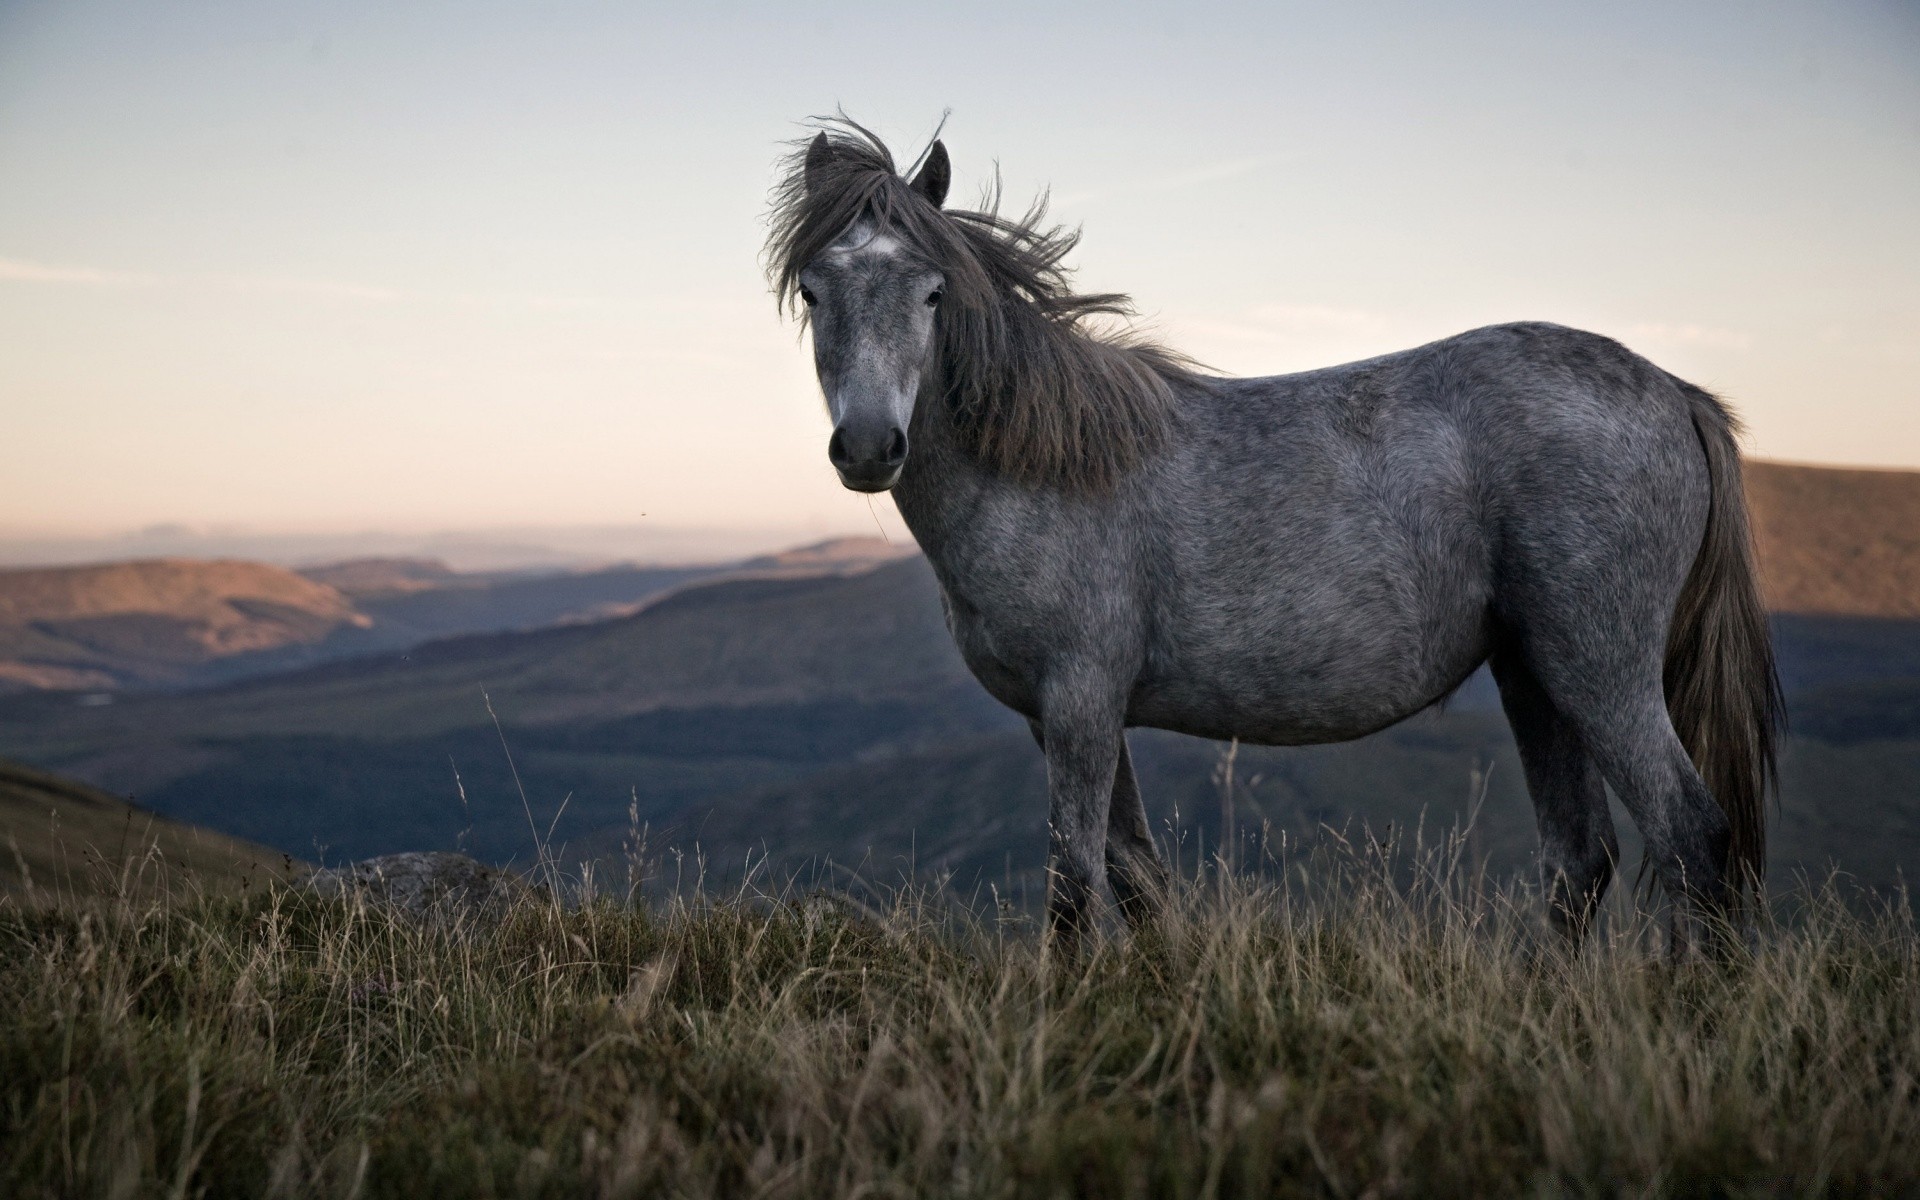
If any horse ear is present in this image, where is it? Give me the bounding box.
[804,133,836,191]
[911,140,951,208]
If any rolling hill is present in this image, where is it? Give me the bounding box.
[2,557,1915,896]
[0,537,910,696]
[1747,460,1920,618]
[304,536,914,647]
[0,558,997,841]
[0,463,1914,897]
[0,559,369,692]
[0,755,293,903]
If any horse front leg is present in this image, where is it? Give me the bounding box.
[1035,681,1125,957]
[1105,737,1170,932]
[1028,723,1168,935]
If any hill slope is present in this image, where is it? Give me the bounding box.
[1747,460,1920,618]
[1,462,1917,890]
[0,756,292,902]
[4,554,1916,893]
[0,539,914,696]
[0,559,368,692]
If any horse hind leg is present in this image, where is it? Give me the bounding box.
[1572,693,1733,953]
[1491,649,1619,946]
[1519,642,1735,953]
[1105,737,1170,930]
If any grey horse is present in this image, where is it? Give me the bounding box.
[767,122,1780,951]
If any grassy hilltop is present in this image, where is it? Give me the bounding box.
[2,851,1916,1198]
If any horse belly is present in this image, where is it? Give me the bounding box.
[1130,598,1490,745]
[1130,665,1417,746]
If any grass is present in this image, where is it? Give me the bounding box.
[1,838,1917,1199]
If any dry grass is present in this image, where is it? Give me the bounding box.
[1,839,1916,1199]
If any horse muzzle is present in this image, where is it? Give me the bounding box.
[828,422,908,493]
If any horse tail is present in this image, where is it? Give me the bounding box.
[1663,379,1783,894]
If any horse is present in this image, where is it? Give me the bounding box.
[766,121,1781,952]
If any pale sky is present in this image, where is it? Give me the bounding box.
[1,0,1916,555]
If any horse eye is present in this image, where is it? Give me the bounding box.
[799,286,817,307]
[925,286,945,308]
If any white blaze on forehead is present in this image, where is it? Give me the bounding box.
[825,223,904,260]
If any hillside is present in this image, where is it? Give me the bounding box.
[298,557,461,597]
[3,556,968,748]
[311,537,912,646]
[2,549,1916,895]
[0,559,368,692]
[0,559,993,844]
[0,462,1915,893]
[0,755,292,902]
[0,538,913,696]
[1746,460,1920,618]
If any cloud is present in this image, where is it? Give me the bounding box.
[0,257,156,286]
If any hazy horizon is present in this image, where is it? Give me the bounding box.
[3,0,1916,545]
[0,519,894,571]
[1,445,1915,572]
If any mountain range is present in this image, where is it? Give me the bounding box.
[0,461,1915,901]
[0,538,911,694]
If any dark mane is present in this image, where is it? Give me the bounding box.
[765,119,1202,490]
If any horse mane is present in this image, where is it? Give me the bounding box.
[765,119,1202,491]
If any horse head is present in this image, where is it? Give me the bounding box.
[793,134,951,492]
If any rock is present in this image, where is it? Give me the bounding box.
[301,851,534,924]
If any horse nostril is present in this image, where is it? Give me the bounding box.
[828,422,907,475]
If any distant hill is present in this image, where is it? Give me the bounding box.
[0,538,909,696]
[0,558,1003,863]
[0,456,1908,699]
[0,557,972,754]
[0,755,293,903]
[0,468,1914,897]
[1747,461,1920,618]
[0,559,368,692]
[4,552,1917,896]
[318,537,912,644]
[740,536,918,573]
[298,557,462,597]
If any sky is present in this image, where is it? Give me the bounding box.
[1,0,1916,562]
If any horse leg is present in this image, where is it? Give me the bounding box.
[1105,737,1169,931]
[1490,649,1619,946]
[1578,701,1732,955]
[1526,659,1734,954]
[1030,684,1124,955]
[1029,723,1166,935]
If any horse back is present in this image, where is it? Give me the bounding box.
[1131,322,1705,743]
